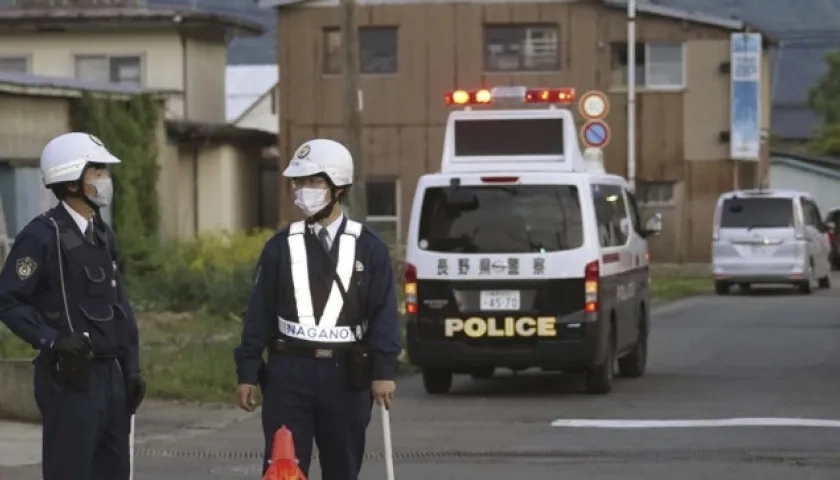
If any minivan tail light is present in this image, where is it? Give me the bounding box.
[404,263,418,315]
[584,260,599,313]
[712,202,722,241]
[794,203,806,240]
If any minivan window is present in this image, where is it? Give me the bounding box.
[417,185,583,253]
[720,197,794,228]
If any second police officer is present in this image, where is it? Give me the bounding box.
[0,132,145,480]
[234,139,402,479]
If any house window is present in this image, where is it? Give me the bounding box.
[323,27,398,75]
[484,25,560,71]
[365,179,399,246]
[611,42,684,89]
[74,55,142,85]
[636,181,675,206]
[0,56,28,73]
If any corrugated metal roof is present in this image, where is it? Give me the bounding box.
[225,65,278,122]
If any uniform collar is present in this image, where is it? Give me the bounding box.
[61,201,93,234]
[311,214,344,241]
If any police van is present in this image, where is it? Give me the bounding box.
[403,86,664,395]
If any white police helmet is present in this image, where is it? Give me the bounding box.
[39,132,121,187]
[283,139,353,187]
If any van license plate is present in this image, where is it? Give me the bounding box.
[480,290,520,311]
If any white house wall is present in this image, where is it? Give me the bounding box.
[769,163,840,213]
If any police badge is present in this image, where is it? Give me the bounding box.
[296,144,311,159]
[16,256,37,280]
[89,134,104,147]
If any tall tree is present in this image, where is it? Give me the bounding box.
[807,48,840,155]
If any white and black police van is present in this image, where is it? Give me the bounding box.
[403,86,664,395]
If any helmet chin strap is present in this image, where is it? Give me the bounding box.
[307,187,340,223]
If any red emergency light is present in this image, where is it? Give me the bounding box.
[444,86,576,106]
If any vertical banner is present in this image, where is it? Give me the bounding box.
[730,33,762,161]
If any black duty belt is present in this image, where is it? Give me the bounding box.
[269,339,344,359]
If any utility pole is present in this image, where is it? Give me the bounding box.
[340,0,367,220]
[627,0,637,192]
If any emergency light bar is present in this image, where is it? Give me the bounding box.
[445,86,576,106]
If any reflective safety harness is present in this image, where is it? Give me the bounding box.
[279,219,363,344]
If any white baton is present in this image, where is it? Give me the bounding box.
[381,405,395,480]
[129,414,136,480]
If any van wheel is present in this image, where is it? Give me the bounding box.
[422,369,452,394]
[799,264,814,294]
[715,281,730,295]
[818,275,831,289]
[618,308,648,378]
[586,324,615,395]
[470,367,495,380]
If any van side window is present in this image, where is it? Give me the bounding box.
[591,184,630,247]
[801,199,819,227]
[625,189,643,235]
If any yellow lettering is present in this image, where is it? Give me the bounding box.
[444,318,463,337]
[504,316,515,336]
[515,317,536,336]
[463,317,487,338]
[487,317,505,337]
[537,316,557,337]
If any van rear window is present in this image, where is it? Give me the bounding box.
[454,119,564,156]
[417,185,583,253]
[720,197,794,228]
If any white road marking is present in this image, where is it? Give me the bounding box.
[550,418,840,428]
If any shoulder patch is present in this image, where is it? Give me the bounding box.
[16,257,37,280]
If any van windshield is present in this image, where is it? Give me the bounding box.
[720,197,794,228]
[417,184,584,253]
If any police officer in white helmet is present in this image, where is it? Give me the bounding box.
[234,139,401,479]
[0,132,144,479]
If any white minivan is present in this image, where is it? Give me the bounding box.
[711,189,832,294]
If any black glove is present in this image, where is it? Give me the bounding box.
[51,332,92,361]
[126,374,146,414]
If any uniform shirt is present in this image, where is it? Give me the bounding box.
[62,201,93,237]
[311,214,344,250]
[234,219,402,385]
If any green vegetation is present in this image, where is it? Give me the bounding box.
[808,48,840,156]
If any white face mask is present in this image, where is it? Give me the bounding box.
[86,177,113,207]
[294,188,331,217]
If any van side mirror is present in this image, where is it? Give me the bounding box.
[643,212,663,237]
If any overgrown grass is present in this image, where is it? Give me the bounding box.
[650,276,711,303]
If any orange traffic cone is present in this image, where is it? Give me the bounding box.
[262,426,307,480]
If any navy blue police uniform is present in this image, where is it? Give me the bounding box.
[0,204,142,480]
[234,215,401,479]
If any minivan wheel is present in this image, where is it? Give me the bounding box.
[818,274,831,289]
[715,280,730,295]
[422,369,453,394]
[799,264,814,294]
[586,325,615,395]
[618,309,648,379]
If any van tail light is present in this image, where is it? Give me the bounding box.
[712,203,722,241]
[584,260,599,313]
[794,204,806,240]
[404,263,418,315]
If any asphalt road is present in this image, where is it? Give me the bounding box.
[6,274,840,479]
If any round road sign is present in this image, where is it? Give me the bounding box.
[579,90,610,120]
[580,120,611,148]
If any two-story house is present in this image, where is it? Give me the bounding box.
[261,0,774,262]
[0,0,279,239]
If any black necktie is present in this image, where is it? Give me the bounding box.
[84,222,95,245]
[318,228,330,253]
